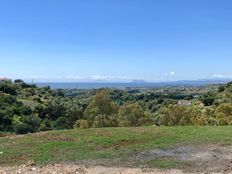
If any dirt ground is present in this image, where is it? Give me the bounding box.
[1,164,232,174]
[0,164,190,174]
[136,144,232,173]
[1,144,232,174]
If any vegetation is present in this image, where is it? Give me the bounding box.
[1,126,232,167]
[1,80,232,134]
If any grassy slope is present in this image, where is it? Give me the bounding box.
[1,126,232,168]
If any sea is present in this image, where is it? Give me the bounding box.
[35,80,229,89]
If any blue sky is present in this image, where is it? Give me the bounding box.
[0,0,232,82]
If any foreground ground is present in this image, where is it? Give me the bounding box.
[1,126,232,173]
[0,164,192,174]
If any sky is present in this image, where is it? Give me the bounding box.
[0,0,232,82]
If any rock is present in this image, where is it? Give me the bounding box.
[25,160,35,166]
[16,169,22,174]
[75,167,87,174]
[30,167,37,171]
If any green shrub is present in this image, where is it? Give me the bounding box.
[74,120,89,129]
[118,103,148,127]
[200,93,215,106]
[14,123,34,134]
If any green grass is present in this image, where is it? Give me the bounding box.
[148,159,181,169]
[1,126,232,167]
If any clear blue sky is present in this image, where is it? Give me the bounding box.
[0,0,232,82]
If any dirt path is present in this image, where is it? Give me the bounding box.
[0,162,231,174]
[0,164,190,174]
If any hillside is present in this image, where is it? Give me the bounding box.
[1,126,232,173]
[1,80,232,135]
[2,81,232,173]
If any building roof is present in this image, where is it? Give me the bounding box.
[0,77,11,81]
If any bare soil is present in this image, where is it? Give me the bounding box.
[137,144,232,173]
[1,144,232,173]
[0,164,187,174]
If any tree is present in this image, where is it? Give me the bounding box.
[53,117,68,129]
[118,103,150,127]
[218,85,225,93]
[84,90,118,126]
[215,103,232,125]
[42,100,67,120]
[159,105,186,126]
[21,114,41,131]
[14,79,24,83]
[200,93,215,106]
[74,120,89,129]
[66,108,84,128]
[14,123,34,134]
[93,114,118,128]
[226,81,232,88]
[39,119,52,131]
[158,105,204,126]
[0,81,17,95]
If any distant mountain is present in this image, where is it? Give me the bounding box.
[153,79,232,87]
[197,78,232,83]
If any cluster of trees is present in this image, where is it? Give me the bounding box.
[0,81,153,134]
[158,83,232,126]
[1,80,232,134]
[158,104,232,126]
[0,93,37,134]
[0,81,75,134]
[74,90,153,128]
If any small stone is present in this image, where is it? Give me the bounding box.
[25,160,35,166]
[30,167,37,171]
[16,169,22,174]
[75,167,87,174]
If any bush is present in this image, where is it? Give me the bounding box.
[226,81,232,88]
[138,112,153,126]
[200,93,215,106]
[93,114,118,128]
[118,103,147,127]
[84,90,118,119]
[74,120,89,129]
[22,115,42,131]
[159,105,186,126]
[0,81,17,95]
[218,86,225,93]
[14,123,34,134]
[39,119,52,131]
[215,103,232,125]
[53,117,68,129]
